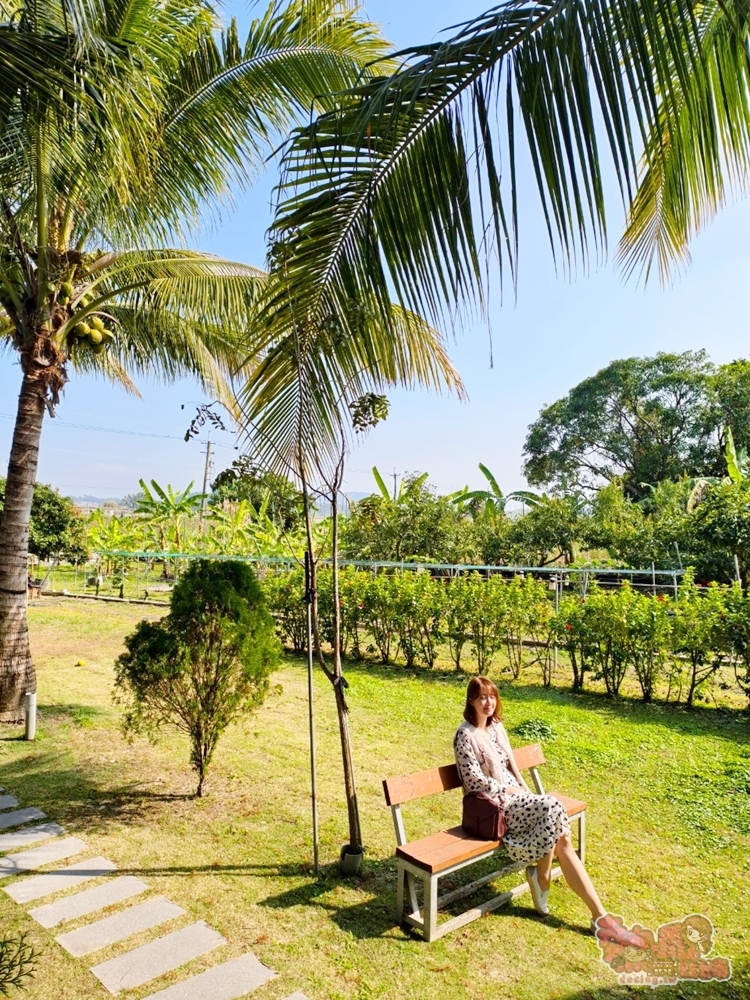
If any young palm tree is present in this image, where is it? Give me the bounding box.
[238,248,463,861]
[0,0,394,722]
[265,0,750,339]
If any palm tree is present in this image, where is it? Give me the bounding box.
[238,253,463,863]
[0,0,394,722]
[262,0,750,355]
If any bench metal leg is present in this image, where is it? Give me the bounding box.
[422,873,438,943]
[396,864,404,923]
[396,863,420,925]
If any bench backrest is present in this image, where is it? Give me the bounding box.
[382,743,546,806]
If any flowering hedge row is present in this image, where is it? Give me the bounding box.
[262,568,750,707]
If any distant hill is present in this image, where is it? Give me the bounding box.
[69,494,125,506]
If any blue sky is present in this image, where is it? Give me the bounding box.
[2,0,749,499]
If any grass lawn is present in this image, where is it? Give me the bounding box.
[1,598,748,1000]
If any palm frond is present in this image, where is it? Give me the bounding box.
[89,0,396,244]
[239,284,464,471]
[268,0,742,328]
[617,2,750,284]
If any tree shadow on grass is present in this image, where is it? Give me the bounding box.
[296,651,750,749]
[556,954,748,1000]
[0,748,194,834]
[500,682,750,749]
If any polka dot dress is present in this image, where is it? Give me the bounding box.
[454,723,570,864]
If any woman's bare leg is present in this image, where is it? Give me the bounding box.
[536,846,555,889]
[539,833,605,918]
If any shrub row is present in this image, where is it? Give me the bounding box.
[262,568,750,708]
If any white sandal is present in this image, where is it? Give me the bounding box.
[526,865,550,915]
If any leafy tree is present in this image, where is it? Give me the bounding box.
[522,352,728,498]
[691,481,750,587]
[341,472,469,563]
[115,560,278,796]
[671,571,731,708]
[508,494,584,566]
[0,0,394,722]
[0,479,86,563]
[210,457,304,531]
[620,587,672,703]
[554,594,598,691]
[724,584,750,710]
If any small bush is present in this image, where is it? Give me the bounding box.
[513,718,558,742]
[115,560,279,795]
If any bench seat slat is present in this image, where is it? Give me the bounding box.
[549,792,587,817]
[394,794,586,873]
[396,826,501,873]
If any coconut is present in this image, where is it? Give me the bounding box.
[90,316,105,332]
[73,322,90,338]
[88,328,103,345]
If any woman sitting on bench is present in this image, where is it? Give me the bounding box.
[454,676,644,948]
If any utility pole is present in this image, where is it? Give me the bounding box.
[392,468,397,501]
[199,438,213,525]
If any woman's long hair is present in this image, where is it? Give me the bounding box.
[463,676,503,726]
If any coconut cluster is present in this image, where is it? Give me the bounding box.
[64,285,116,355]
[0,277,117,356]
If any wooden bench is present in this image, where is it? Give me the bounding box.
[382,743,587,941]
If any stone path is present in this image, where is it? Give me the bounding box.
[0,836,87,878]
[58,897,186,958]
[0,787,310,999]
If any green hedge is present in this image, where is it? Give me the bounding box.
[262,568,750,708]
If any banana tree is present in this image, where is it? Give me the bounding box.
[687,427,750,510]
[0,0,395,721]
[449,464,542,517]
[371,466,427,505]
[135,481,204,553]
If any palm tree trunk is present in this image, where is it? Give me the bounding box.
[0,368,44,722]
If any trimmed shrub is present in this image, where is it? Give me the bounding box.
[115,560,279,795]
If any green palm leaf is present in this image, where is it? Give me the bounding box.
[617,2,750,283]
[239,283,464,471]
[268,0,744,328]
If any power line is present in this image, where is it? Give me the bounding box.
[0,412,237,448]
[0,411,181,441]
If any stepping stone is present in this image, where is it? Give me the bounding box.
[0,837,87,878]
[142,953,274,1000]
[0,823,65,853]
[5,856,116,904]
[0,807,46,831]
[91,920,225,994]
[57,897,185,957]
[0,795,19,811]
[30,876,149,929]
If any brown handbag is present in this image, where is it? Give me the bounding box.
[461,791,507,841]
